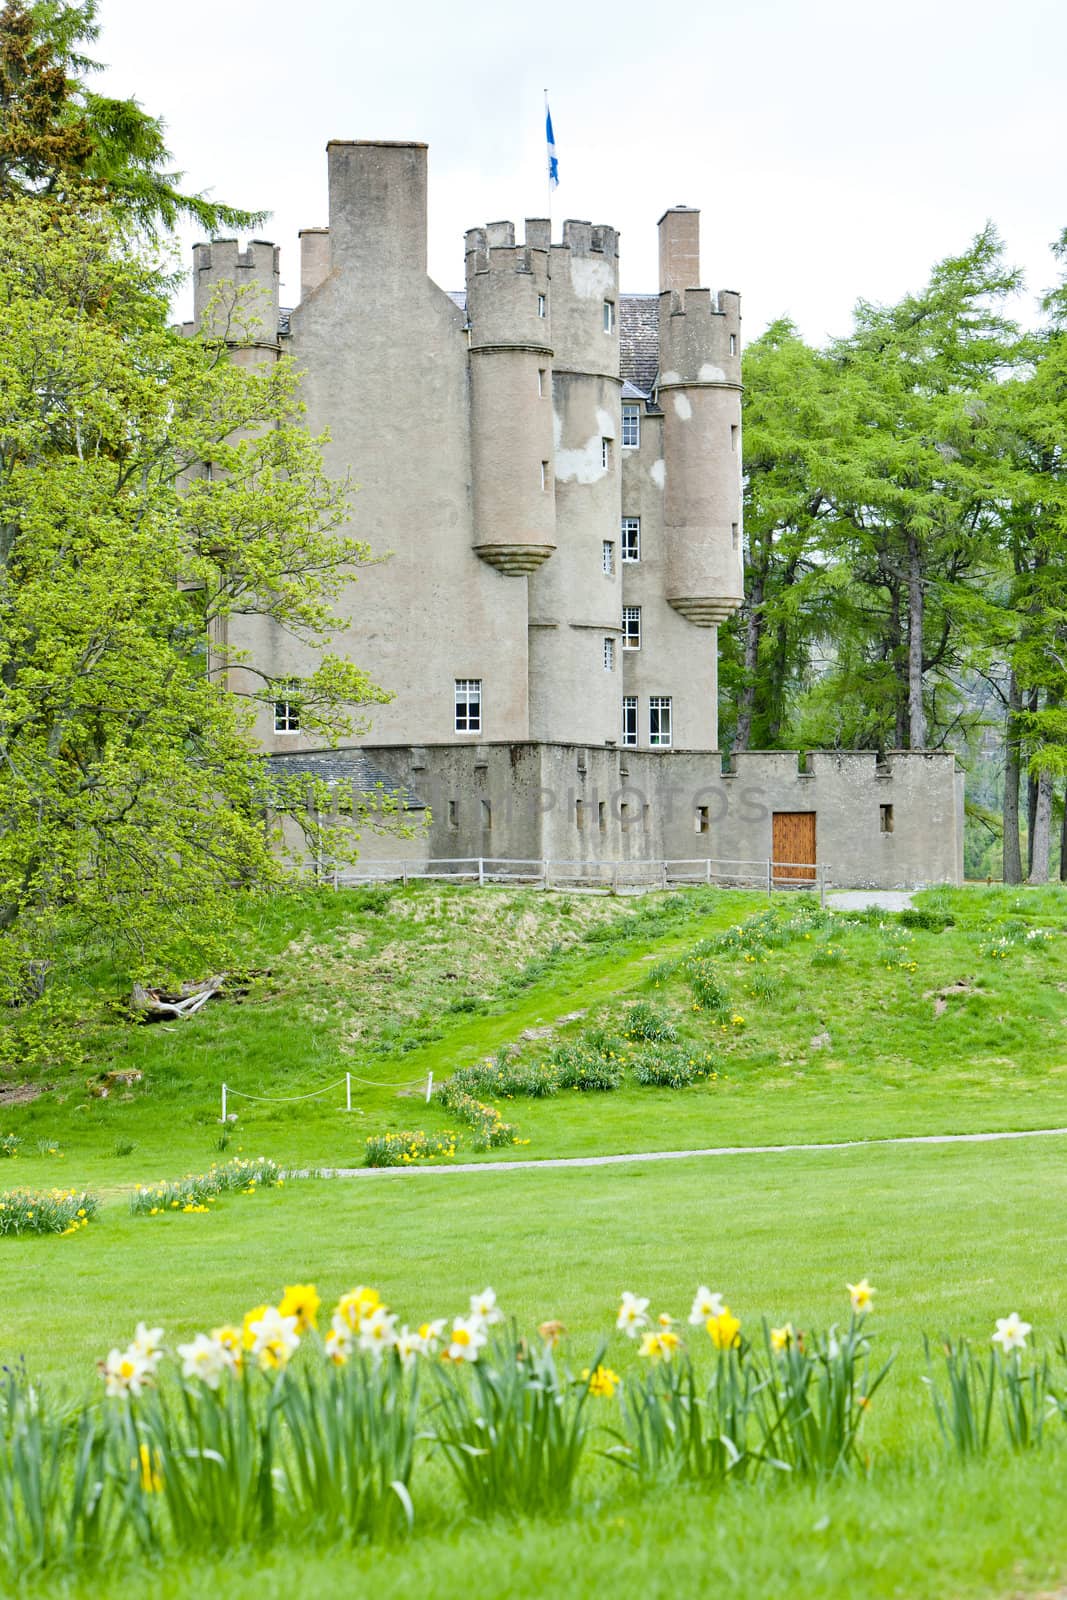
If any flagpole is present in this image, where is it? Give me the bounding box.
[544,89,552,234]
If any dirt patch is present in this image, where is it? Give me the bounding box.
[0,1082,46,1107]
[923,979,978,1017]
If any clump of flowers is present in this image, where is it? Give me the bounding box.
[0,1134,20,1159]
[437,1086,518,1149]
[364,1130,457,1167]
[129,1157,283,1216]
[0,1187,98,1237]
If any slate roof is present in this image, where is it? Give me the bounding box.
[619,294,660,396]
[266,749,426,810]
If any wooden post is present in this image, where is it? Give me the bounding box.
[221,1082,227,1123]
[477,857,485,886]
[766,859,773,898]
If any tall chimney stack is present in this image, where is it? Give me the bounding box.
[658,205,701,294]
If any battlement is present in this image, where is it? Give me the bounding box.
[192,238,280,340]
[192,239,280,278]
[658,287,741,385]
[553,219,618,258]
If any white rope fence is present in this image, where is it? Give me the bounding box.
[221,1069,435,1123]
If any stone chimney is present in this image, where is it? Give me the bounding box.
[658,206,701,294]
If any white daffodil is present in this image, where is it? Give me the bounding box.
[248,1306,301,1371]
[394,1325,424,1369]
[102,1345,152,1398]
[469,1287,504,1326]
[131,1322,165,1374]
[616,1292,651,1339]
[657,1312,676,1331]
[446,1315,488,1363]
[992,1312,1032,1353]
[417,1317,447,1354]
[688,1287,725,1326]
[176,1332,230,1390]
[325,1316,354,1367]
[358,1305,399,1358]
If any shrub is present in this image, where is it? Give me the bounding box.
[447,1054,558,1100]
[0,1135,19,1159]
[623,1002,678,1044]
[548,1041,623,1092]
[364,1131,457,1167]
[899,907,955,931]
[632,1049,696,1089]
[0,1188,98,1236]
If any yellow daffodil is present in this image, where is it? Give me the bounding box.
[583,1363,621,1398]
[538,1319,566,1347]
[334,1286,382,1333]
[706,1308,741,1350]
[242,1305,270,1351]
[137,1444,163,1494]
[770,1322,794,1354]
[847,1279,875,1316]
[279,1283,320,1334]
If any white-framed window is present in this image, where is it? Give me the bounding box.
[621,517,640,562]
[455,678,482,734]
[603,300,615,333]
[621,404,640,448]
[622,696,638,748]
[603,637,615,672]
[622,606,641,650]
[601,438,611,470]
[649,695,672,747]
[273,680,302,734]
[602,540,615,575]
[537,294,546,318]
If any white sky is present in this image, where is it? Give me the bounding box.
[95,0,1064,345]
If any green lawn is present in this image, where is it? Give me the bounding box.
[6,881,1067,1597]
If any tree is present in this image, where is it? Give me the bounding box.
[0,0,262,234]
[0,194,389,1035]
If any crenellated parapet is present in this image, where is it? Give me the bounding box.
[192,239,280,346]
[465,219,553,353]
[658,288,742,393]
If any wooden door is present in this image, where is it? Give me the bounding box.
[772,812,816,882]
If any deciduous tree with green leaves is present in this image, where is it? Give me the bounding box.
[0,194,390,1041]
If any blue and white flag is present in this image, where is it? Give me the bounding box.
[545,96,559,190]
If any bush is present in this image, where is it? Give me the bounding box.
[623,1002,678,1044]
[899,908,955,931]
[448,1054,558,1100]
[548,1041,623,1092]
[632,1049,696,1089]
[364,1131,457,1167]
[0,1188,98,1236]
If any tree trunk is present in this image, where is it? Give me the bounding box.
[1060,780,1067,882]
[733,574,763,754]
[1029,769,1053,884]
[1002,671,1023,885]
[906,531,925,748]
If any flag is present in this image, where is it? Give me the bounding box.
[545,96,559,190]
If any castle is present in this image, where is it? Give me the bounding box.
[189,140,964,889]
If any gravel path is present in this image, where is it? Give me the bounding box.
[325,1125,1067,1179]
[826,889,916,913]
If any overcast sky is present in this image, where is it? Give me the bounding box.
[95,0,1063,345]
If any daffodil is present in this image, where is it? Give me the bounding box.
[656,1311,676,1330]
[469,1286,504,1326]
[325,1316,354,1366]
[137,1443,164,1494]
[394,1325,424,1369]
[177,1332,231,1389]
[538,1319,566,1347]
[279,1283,320,1334]
[131,1322,165,1374]
[688,1286,724,1326]
[638,1329,682,1362]
[418,1317,447,1354]
[242,1305,269,1352]
[334,1286,382,1332]
[847,1279,875,1316]
[358,1305,399,1358]
[247,1306,300,1372]
[444,1315,487,1363]
[706,1308,741,1350]
[583,1363,621,1398]
[992,1312,1032,1353]
[616,1291,650,1339]
[211,1325,244,1368]
[101,1345,152,1398]
[770,1322,794,1354]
